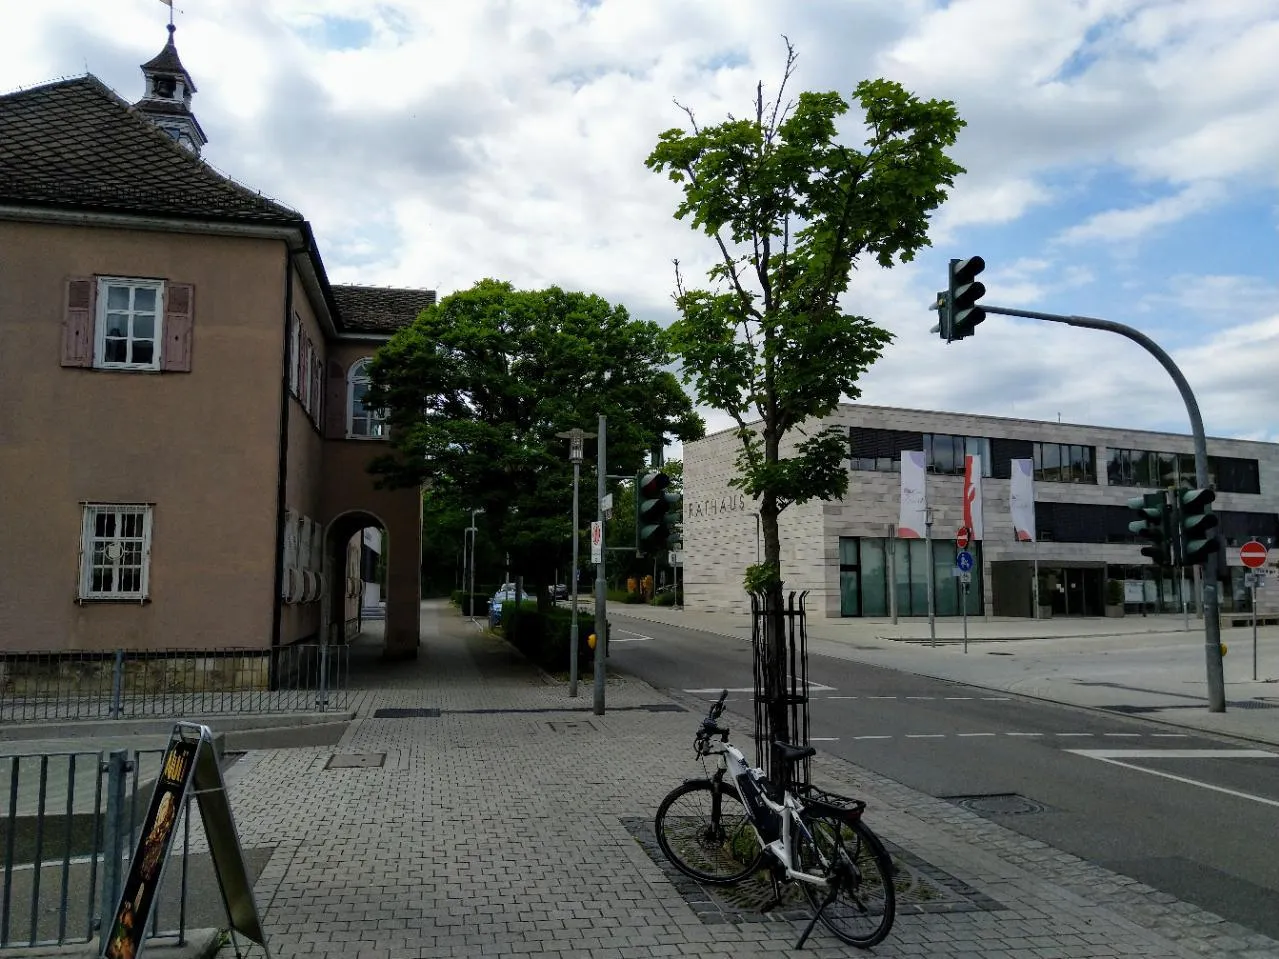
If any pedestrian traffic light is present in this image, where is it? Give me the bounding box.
[1128,491,1172,566]
[637,471,681,555]
[1178,488,1219,566]
[948,256,986,340]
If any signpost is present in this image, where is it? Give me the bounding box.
[103,723,267,959]
[590,521,603,564]
[1241,540,1269,681]
[955,550,974,653]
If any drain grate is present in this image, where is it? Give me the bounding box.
[325,752,386,769]
[943,793,1047,816]
[373,708,441,718]
[621,817,1002,922]
[546,720,599,732]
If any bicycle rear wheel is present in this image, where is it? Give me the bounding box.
[654,779,763,884]
[794,813,896,948]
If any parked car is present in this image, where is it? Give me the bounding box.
[487,587,518,626]
[552,583,569,601]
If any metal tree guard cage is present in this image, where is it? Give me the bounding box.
[750,589,812,791]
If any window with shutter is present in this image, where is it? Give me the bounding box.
[160,282,194,372]
[289,316,300,396]
[93,278,165,371]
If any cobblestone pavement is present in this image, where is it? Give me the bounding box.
[205,602,1279,958]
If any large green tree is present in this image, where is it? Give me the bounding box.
[646,44,964,593]
[646,43,964,759]
[365,279,704,605]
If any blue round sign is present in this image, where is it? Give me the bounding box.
[956,550,974,572]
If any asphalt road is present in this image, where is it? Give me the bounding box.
[605,611,1279,941]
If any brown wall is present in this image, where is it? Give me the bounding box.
[322,342,422,657]
[0,221,285,651]
[278,268,328,645]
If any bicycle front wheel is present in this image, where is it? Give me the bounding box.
[654,779,763,884]
[795,813,896,948]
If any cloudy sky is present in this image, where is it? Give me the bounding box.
[5,0,1277,447]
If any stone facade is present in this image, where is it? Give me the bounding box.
[683,405,1279,620]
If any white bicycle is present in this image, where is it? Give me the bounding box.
[655,690,896,950]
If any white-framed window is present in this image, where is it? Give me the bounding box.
[79,504,153,600]
[96,278,164,370]
[347,358,387,439]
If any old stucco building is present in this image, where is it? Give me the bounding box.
[0,26,429,659]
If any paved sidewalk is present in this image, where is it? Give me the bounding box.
[608,603,1279,747]
[197,602,1279,958]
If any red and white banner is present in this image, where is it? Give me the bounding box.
[898,451,927,538]
[1010,458,1036,542]
[962,455,984,540]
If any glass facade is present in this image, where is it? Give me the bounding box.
[839,537,982,617]
[1032,442,1096,483]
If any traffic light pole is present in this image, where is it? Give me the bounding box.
[594,414,608,716]
[981,304,1227,712]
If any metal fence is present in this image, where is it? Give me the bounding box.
[1,747,190,950]
[0,643,349,723]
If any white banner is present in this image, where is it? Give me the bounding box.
[1010,458,1036,542]
[898,451,927,538]
[590,521,603,563]
[963,454,985,540]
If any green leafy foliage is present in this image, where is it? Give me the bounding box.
[645,42,965,587]
[364,280,704,597]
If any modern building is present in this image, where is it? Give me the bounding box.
[0,26,431,658]
[683,405,1279,621]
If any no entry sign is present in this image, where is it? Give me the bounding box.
[956,526,971,549]
[1240,540,1268,569]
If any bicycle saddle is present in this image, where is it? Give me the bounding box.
[774,741,817,764]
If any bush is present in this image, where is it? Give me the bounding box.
[606,589,631,603]
[651,590,681,607]
[501,603,597,674]
[1105,579,1125,605]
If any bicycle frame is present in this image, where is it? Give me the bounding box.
[704,739,832,891]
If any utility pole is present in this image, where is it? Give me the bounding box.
[556,427,595,698]
[594,414,608,716]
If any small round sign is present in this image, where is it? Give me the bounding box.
[956,550,974,572]
[956,526,971,549]
[1240,540,1268,570]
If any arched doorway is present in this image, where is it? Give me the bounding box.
[324,509,413,659]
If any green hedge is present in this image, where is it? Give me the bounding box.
[501,603,597,674]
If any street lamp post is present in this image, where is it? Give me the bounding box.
[467,507,484,625]
[556,427,596,698]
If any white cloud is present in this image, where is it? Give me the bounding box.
[1054,182,1225,244]
[3,0,1277,445]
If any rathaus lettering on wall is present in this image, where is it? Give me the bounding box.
[689,493,748,519]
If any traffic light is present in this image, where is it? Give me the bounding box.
[637,471,681,555]
[1178,488,1219,566]
[931,290,951,341]
[947,256,987,340]
[1128,491,1172,566]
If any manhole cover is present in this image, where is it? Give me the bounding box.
[325,753,385,769]
[944,793,1046,816]
[546,720,599,732]
[373,708,440,718]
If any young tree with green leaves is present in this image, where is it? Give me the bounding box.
[364,279,704,609]
[646,42,965,757]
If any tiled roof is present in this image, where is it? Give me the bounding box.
[0,75,301,223]
[331,285,437,333]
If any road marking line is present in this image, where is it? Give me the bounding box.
[609,637,652,643]
[810,737,840,742]
[905,696,935,700]
[905,734,945,738]
[868,695,897,700]
[1055,733,1094,737]
[945,697,973,700]
[613,629,653,640]
[1069,749,1277,760]
[957,732,996,737]
[1066,750,1279,808]
[826,696,859,700]
[1006,732,1043,737]
[1103,733,1142,738]
[1150,733,1189,738]
[983,697,1011,701]
[685,687,756,694]
[853,735,892,740]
